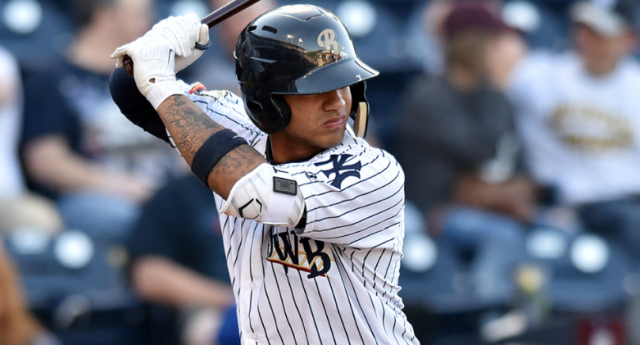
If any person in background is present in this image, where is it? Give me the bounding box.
[0,46,62,236]
[397,1,533,305]
[184,0,276,93]
[20,0,182,243]
[0,242,61,345]
[414,0,505,75]
[127,174,235,345]
[509,0,640,264]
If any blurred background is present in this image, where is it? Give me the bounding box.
[1,0,640,344]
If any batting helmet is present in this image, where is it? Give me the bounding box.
[235,4,379,135]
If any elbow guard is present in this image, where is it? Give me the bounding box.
[220,163,305,227]
[109,67,171,144]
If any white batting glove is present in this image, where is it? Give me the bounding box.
[111,37,184,110]
[145,13,210,72]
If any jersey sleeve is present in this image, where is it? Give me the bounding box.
[187,86,265,145]
[284,146,405,249]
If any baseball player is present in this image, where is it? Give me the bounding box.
[110,5,419,344]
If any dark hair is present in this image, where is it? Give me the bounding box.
[72,0,115,28]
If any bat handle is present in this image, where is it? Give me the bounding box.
[122,41,212,77]
[123,55,134,77]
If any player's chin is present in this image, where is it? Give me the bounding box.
[328,126,347,145]
[315,129,345,149]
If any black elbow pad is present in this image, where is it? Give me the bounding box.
[109,67,170,144]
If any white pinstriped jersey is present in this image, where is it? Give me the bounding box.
[185,84,419,345]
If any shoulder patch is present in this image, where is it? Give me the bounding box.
[273,177,297,195]
[194,89,231,101]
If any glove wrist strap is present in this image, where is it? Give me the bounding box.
[147,81,183,110]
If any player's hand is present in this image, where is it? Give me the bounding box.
[145,14,210,72]
[100,173,155,203]
[111,37,183,109]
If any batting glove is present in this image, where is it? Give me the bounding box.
[111,37,183,110]
[145,13,210,72]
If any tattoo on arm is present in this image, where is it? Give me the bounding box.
[157,95,267,198]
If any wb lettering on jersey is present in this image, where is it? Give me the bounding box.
[314,154,362,188]
[267,229,333,279]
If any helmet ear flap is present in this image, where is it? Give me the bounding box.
[349,81,370,138]
[246,99,264,115]
[349,81,367,119]
[271,95,292,131]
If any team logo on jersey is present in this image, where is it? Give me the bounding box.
[551,105,633,152]
[267,230,333,278]
[314,154,362,189]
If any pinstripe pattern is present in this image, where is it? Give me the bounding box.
[186,86,419,344]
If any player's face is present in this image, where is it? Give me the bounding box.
[275,87,351,159]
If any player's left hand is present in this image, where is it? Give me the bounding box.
[145,14,210,72]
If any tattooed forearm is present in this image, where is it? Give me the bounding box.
[157,95,267,198]
[207,144,266,197]
[159,95,224,160]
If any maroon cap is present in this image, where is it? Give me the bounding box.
[443,1,512,38]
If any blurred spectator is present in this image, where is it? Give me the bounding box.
[413,0,505,75]
[0,242,61,345]
[127,174,235,345]
[396,1,533,305]
[20,0,183,243]
[0,46,62,235]
[509,0,640,264]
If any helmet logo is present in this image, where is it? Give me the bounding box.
[316,29,343,66]
[318,29,340,54]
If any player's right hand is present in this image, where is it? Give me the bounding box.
[145,14,210,72]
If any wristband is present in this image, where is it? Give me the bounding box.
[147,81,184,110]
[191,129,248,188]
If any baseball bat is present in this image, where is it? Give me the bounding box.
[123,0,262,77]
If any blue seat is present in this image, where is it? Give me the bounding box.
[4,230,144,345]
[526,234,633,313]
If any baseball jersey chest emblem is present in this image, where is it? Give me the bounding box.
[267,230,334,279]
[314,154,362,189]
